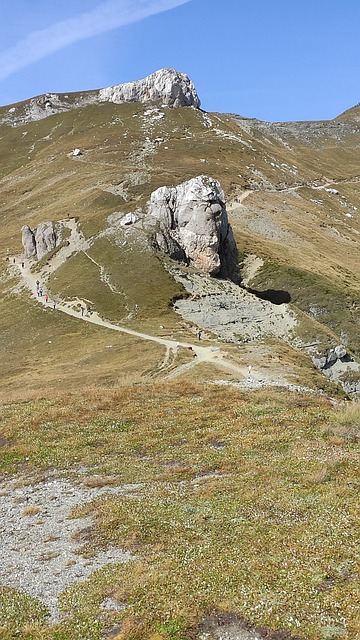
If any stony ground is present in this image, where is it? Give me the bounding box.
[0,472,139,623]
[171,270,297,344]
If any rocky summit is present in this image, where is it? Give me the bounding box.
[99,68,201,109]
[1,68,200,127]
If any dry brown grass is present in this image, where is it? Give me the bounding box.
[37,551,61,562]
[82,476,117,488]
[0,295,169,402]
[0,382,358,639]
[22,505,41,516]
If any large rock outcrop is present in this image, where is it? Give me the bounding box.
[145,175,240,283]
[21,221,56,260]
[99,68,200,108]
[21,226,37,258]
[312,344,360,395]
[313,344,349,370]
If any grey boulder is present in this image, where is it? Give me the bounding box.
[21,221,57,260]
[35,222,57,260]
[313,344,350,370]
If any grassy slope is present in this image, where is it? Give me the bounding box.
[1,102,360,393]
[0,99,360,640]
[0,384,358,640]
[0,290,165,401]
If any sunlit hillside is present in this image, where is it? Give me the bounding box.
[0,83,359,640]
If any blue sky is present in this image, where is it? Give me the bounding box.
[0,0,359,122]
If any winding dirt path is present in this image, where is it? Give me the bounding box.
[10,219,282,385]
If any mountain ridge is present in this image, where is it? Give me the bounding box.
[0,68,200,127]
[1,66,358,128]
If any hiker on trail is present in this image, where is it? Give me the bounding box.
[53,301,56,310]
[36,280,40,287]
[45,294,49,303]
[21,262,24,268]
[81,307,84,317]
[197,329,202,340]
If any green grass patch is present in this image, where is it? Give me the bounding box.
[0,586,48,635]
[47,234,186,329]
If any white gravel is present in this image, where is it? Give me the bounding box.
[0,474,139,623]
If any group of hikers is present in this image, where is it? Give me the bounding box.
[36,280,54,308]
[32,273,203,342]
[35,279,91,316]
[7,256,25,268]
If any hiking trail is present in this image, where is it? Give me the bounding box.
[10,218,307,389]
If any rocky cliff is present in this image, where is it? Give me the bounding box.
[99,68,200,108]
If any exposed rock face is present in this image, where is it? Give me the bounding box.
[172,271,297,344]
[21,222,56,260]
[21,226,36,258]
[35,222,57,259]
[2,69,200,127]
[99,69,200,109]
[145,175,240,283]
[120,213,139,226]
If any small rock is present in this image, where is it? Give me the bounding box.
[120,213,138,226]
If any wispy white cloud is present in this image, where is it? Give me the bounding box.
[0,0,191,81]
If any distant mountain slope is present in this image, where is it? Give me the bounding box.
[1,72,360,398]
